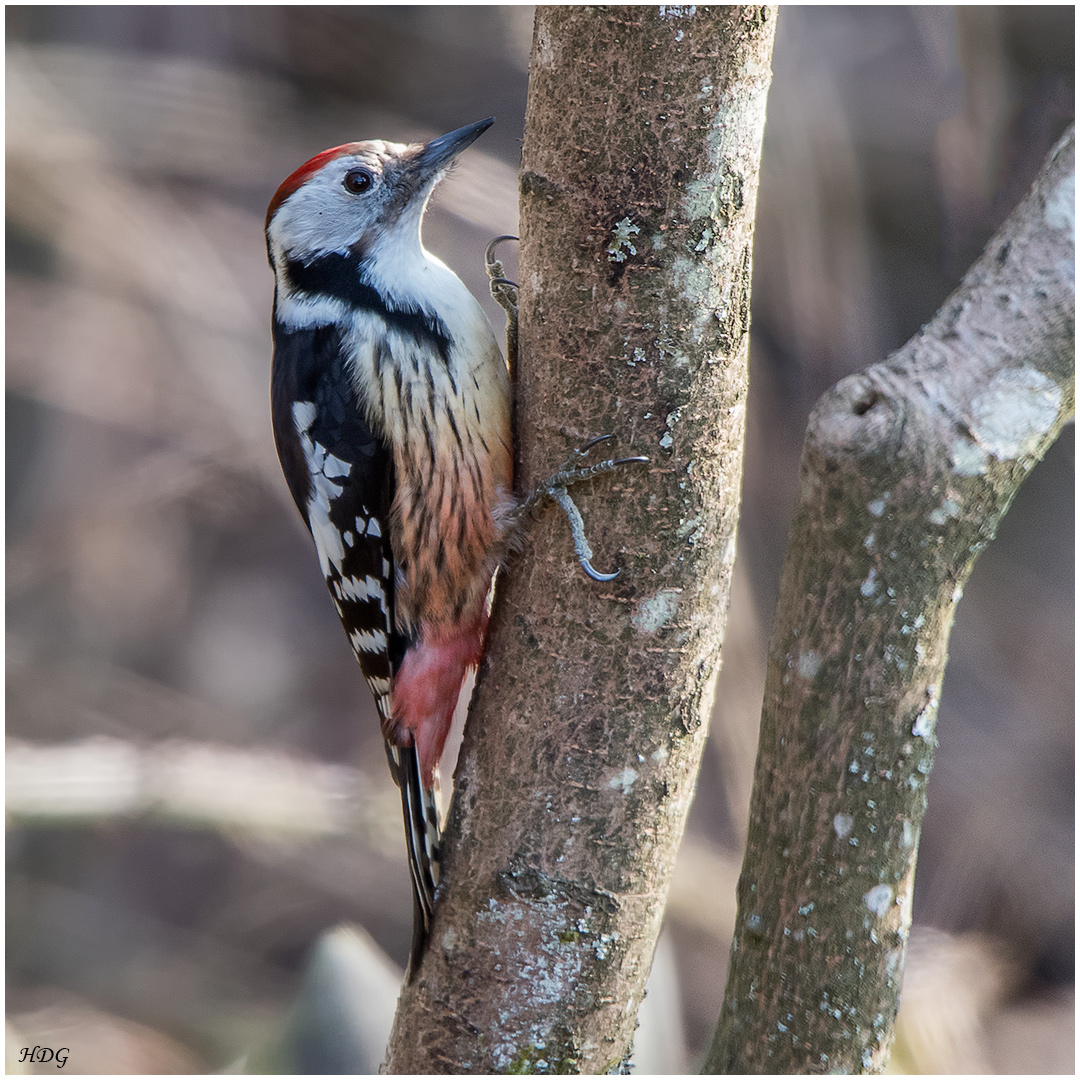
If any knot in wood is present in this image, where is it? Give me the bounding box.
[806,370,906,467]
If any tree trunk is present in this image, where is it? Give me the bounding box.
[705,128,1074,1074]
[386,7,776,1073]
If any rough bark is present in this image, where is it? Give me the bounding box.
[385,7,776,1073]
[705,128,1074,1074]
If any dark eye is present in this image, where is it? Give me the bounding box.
[343,168,374,194]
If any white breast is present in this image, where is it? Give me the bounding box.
[344,248,510,455]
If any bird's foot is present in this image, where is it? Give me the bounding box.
[521,435,649,581]
[485,234,519,321]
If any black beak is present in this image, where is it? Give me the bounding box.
[414,117,494,173]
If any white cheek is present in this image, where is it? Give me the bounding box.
[272,174,374,256]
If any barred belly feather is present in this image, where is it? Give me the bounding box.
[341,275,511,780]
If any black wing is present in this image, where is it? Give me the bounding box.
[271,317,437,977]
[271,320,407,701]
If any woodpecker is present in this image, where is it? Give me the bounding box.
[267,117,511,976]
[267,118,645,979]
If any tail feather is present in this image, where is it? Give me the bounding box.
[386,743,441,979]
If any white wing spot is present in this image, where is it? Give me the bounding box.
[366,517,382,537]
[292,400,316,433]
[349,628,387,654]
[339,575,386,606]
[323,452,351,479]
[298,430,351,577]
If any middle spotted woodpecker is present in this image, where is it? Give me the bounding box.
[266,118,645,978]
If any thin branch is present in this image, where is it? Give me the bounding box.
[706,127,1074,1074]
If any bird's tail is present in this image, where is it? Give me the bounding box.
[385,742,441,980]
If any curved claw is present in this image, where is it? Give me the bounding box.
[550,486,623,583]
[488,276,518,290]
[581,560,621,582]
[485,234,519,267]
[577,433,615,456]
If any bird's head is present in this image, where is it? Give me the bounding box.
[266,117,493,268]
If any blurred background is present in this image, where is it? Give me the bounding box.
[6,6,1073,1074]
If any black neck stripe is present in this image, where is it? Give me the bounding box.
[284,252,452,367]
